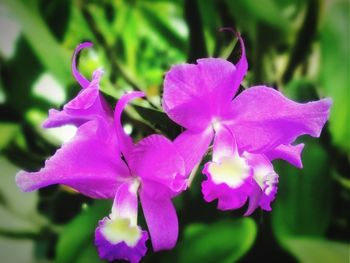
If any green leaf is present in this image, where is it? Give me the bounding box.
[177,218,257,263]
[235,0,289,29]
[75,242,102,263]
[132,104,181,139]
[38,0,71,41]
[282,237,349,263]
[2,138,46,171]
[320,0,350,153]
[282,0,320,83]
[0,157,44,233]
[1,117,58,171]
[0,123,19,151]
[0,237,35,263]
[55,200,110,263]
[226,0,290,40]
[272,140,332,238]
[139,3,187,54]
[196,0,221,56]
[334,173,350,190]
[2,0,71,86]
[2,38,44,112]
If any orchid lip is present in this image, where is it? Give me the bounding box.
[253,166,271,189]
[252,165,278,195]
[208,154,250,188]
[95,216,148,263]
[100,217,142,247]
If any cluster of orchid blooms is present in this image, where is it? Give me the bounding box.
[16,36,331,262]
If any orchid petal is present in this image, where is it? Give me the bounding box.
[44,42,112,129]
[265,143,305,168]
[64,70,103,110]
[226,86,332,152]
[43,69,113,129]
[173,128,214,176]
[231,33,248,94]
[140,189,178,251]
[162,34,248,130]
[244,154,279,215]
[72,42,92,88]
[129,134,186,195]
[114,91,144,159]
[16,121,129,199]
[162,58,237,130]
[164,100,213,131]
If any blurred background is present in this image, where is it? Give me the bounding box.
[0,0,349,262]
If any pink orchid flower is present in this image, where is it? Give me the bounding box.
[16,43,187,263]
[162,35,331,215]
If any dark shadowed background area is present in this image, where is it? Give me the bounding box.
[0,0,349,262]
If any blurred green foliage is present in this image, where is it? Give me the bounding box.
[0,0,349,262]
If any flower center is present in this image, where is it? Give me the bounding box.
[208,155,250,188]
[101,217,141,247]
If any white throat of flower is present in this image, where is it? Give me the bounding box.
[101,179,142,247]
[101,217,141,247]
[209,154,250,188]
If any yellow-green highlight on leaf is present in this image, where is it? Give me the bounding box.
[283,237,349,263]
[0,123,20,150]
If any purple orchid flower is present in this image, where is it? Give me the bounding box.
[162,35,332,215]
[16,44,187,262]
